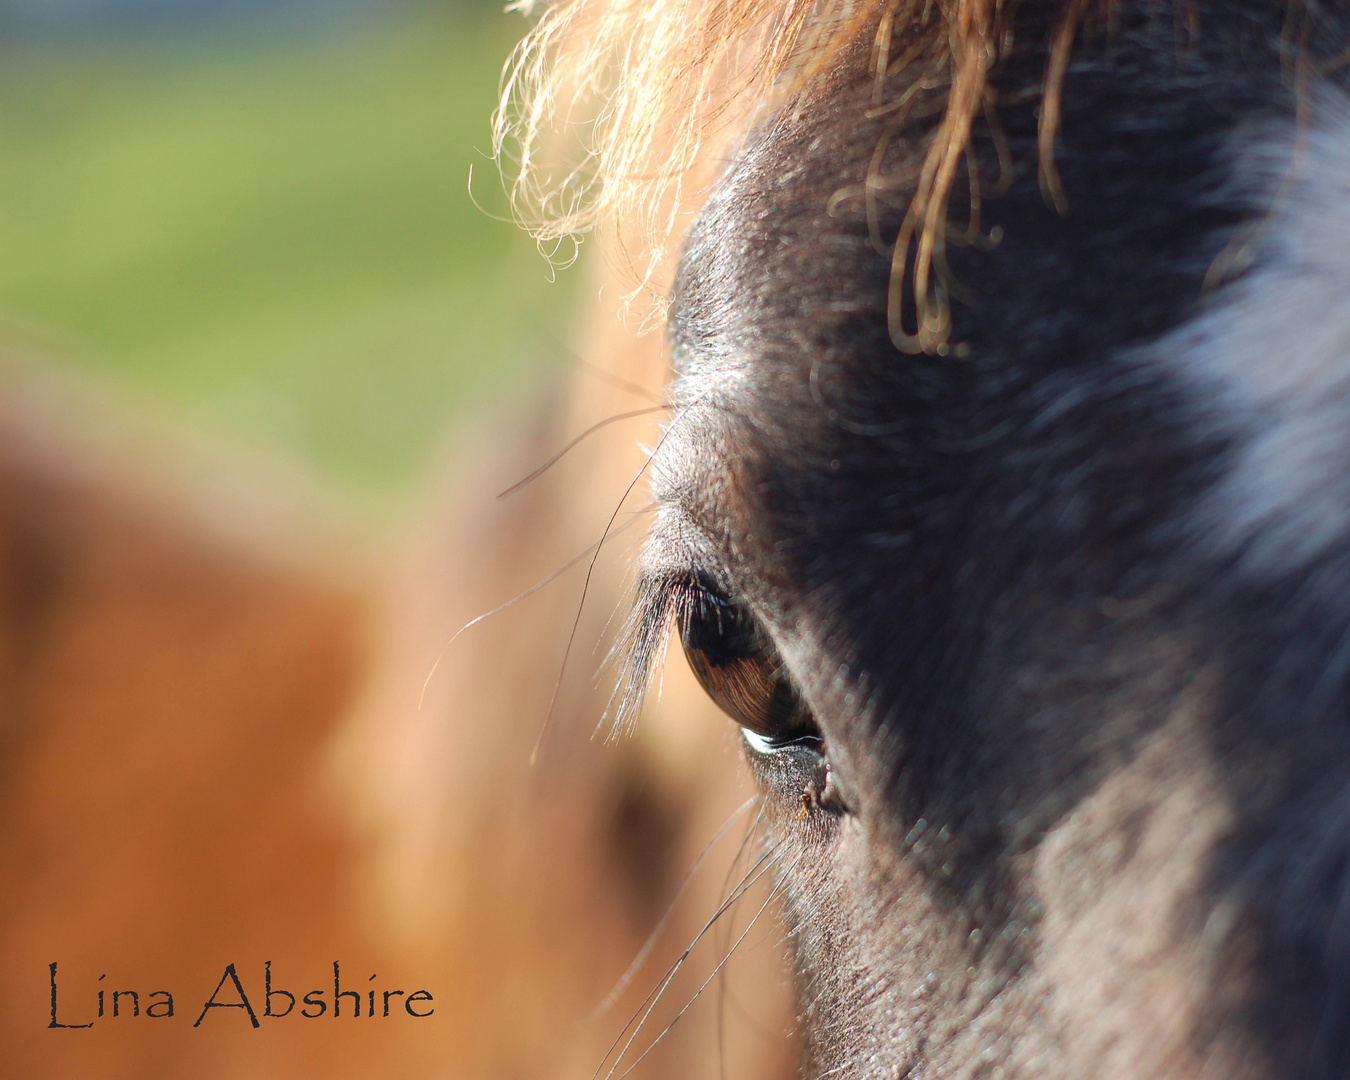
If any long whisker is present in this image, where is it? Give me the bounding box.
[499,406,668,499]
[715,804,770,966]
[714,972,790,1042]
[574,357,666,403]
[419,514,643,710]
[538,333,666,404]
[715,802,770,1080]
[590,517,663,670]
[600,839,785,1057]
[530,402,701,765]
[595,838,786,1080]
[713,803,770,964]
[587,795,761,1020]
[611,867,793,1080]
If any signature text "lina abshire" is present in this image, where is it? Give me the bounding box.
[48,961,435,1028]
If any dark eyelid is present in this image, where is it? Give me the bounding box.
[639,560,734,639]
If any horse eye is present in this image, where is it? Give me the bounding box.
[675,582,821,748]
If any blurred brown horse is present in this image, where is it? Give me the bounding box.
[0,249,793,1077]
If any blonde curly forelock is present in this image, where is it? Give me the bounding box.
[493,0,1088,351]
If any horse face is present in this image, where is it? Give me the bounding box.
[630,2,1350,1076]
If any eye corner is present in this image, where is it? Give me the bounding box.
[741,726,825,755]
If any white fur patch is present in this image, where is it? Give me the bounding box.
[1160,95,1350,575]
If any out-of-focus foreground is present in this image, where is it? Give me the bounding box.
[0,3,796,1077]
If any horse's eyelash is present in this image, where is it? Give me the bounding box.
[605,574,692,738]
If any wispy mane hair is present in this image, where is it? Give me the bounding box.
[492,0,1098,351]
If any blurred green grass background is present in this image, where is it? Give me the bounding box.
[0,3,575,506]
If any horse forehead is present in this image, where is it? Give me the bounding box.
[670,95,1350,592]
[670,102,889,364]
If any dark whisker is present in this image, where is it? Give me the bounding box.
[419,514,644,710]
[594,839,786,1080]
[587,795,761,1020]
[498,406,668,499]
[610,867,792,1080]
[530,402,702,765]
[538,333,666,404]
[714,974,790,1043]
[714,802,771,1080]
[575,357,666,404]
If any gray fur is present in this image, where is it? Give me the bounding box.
[628,1,1350,1076]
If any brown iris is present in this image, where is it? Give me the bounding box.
[675,582,820,746]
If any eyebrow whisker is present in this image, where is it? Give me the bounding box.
[498,406,668,499]
[540,333,667,404]
[530,400,703,765]
[574,356,666,404]
[418,513,644,710]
